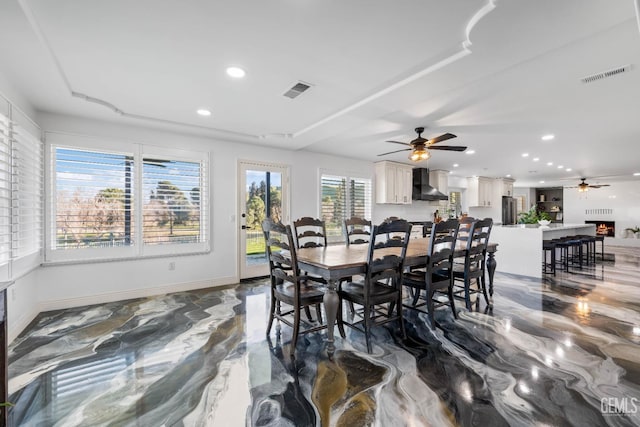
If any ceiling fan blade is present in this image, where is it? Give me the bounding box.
[427,133,457,145]
[377,148,412,156]
[589,184,610,188]
[428,145,467,152]
[385,140,412,146]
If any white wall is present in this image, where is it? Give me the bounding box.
[563,181,640,243]
[15,114,378,321]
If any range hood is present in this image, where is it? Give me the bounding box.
[412,168,448,201]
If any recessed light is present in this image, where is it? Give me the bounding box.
[533,157,540,162]
[566,168,572,172]
[522,153,529,157]
[547,162,553,166]
[542,134,555,141]
[226,66,246,78]
[466,150,476,155]
[453,163,459,167]
[506,174,512,177]
[557,165,564,169]
[196,109,211,116]
[539,180,545,183]
[634,172,640,176]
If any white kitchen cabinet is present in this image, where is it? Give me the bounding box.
[501,178,515,196]
[375,161,413,204]
[467,176,493,207]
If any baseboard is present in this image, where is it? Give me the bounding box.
[8,307,39,344]
[37,275,239,313]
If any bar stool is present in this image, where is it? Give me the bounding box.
[542,240,556,275]
[552,238,570,272]
[594,235,605,261]
[577,235,596,265]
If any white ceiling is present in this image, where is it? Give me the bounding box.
[1,0,640,187]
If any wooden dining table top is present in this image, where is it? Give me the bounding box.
[296,238,497,272]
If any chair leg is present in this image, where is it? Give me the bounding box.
[304,306,313,322]
[290,307,301,355]
[315,304,322,323]
[480,274,490,307]
[267,294,276,336]
[464,277,472,311]
[397,293,406,339]
[411,285,420,306]
[337,300,346,339]
[364,304,373,353]
[448,282,458,320]
[427,288,436,328]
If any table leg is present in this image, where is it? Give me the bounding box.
[323,279,339,354]
[487,252,497,302]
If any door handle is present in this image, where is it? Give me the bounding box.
[241,225,247,230]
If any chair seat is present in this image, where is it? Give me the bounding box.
[452,264,482,276]
[403,270,451,290]
[339,280,397,304]
[275,283,325,303]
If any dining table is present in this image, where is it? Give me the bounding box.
[296,237,498,353]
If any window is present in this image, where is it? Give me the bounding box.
[54,148,134,250]
[0,103,43,280]
[320,174,372,243]
[47,135,209,262]
[142,157,206,246]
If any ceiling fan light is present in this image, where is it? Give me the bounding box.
[409,148,430,162]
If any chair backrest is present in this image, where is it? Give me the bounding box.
[457,216,475,241]
[364,218,412,295]
[427,219,459,272]
[262,218,301,285]
[293,217,327,249]
[463,218,493,272]
[344,216,372,246]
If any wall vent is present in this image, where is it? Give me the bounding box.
[283,81,312,99]
[580,65,631,84]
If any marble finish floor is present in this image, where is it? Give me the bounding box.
[8,247,640,426]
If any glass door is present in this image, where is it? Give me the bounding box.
[239,161,289,279]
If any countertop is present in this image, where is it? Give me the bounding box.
[497,223,595,231]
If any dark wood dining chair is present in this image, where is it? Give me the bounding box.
[452,218,493,311]
[337,218,411,353]
[344,216,371,246]
[403,219,459,327]
[293,217,327,249]
[262,218,326,355]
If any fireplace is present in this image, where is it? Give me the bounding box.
[585,220,615,237]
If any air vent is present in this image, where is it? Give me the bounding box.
[283,81,312,99]
[580,65,631,84]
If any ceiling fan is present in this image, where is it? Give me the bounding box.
[566,178,611,192]
[378,127,467,161]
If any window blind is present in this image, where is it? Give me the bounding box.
[12,124,43,259]
[142,157,207,245]
[54,147,134,250]
[321,174,372,244]
[0,114,11,268]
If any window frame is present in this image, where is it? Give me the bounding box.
[45,132,210,263]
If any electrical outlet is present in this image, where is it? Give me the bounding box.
[169,262,176,271]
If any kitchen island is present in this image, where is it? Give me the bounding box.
[490,223,596,278]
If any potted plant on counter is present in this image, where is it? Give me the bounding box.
[518,206,551,224]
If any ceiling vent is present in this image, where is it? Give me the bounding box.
[283,81,312,99]
[580,65,632,84]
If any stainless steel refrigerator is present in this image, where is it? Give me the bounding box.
[502,196,517,225]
